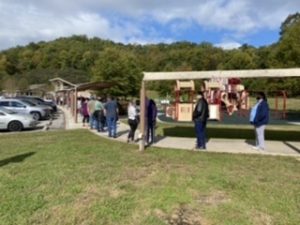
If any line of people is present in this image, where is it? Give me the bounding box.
[79,96,158,144]
[79,92,268,151]
[79,96,118,137]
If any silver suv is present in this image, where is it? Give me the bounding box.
[0,99,51,120]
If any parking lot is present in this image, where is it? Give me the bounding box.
[0,108,65,134]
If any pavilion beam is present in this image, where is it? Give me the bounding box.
[139,81,146,151]
[143,68,300,81]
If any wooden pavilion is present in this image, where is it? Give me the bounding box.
[139,68,300,151]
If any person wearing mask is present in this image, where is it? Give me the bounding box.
[250,92,269,150]
[104,96,118,138]
[192,91,209,150]
[127,100,139,143]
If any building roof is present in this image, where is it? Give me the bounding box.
[76,81,115,91]
[143,68,300,81]
[49,77,76,87]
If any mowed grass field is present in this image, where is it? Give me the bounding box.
[0,130,300,225]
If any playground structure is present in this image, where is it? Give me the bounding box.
[204,77,249,120]
[165,78,287,121]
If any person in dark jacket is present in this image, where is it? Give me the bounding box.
[251,92,269,150]
[146,99,157,144]
[193,91,209,150]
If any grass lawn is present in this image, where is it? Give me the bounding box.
[0,130,299,225]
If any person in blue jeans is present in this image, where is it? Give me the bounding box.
[104,96,118,138]
[192,91,209,150]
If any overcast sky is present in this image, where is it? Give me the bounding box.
[0,0,299,50]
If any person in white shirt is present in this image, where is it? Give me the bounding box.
[127,100,139,143]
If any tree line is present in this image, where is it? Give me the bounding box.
[0,13,300,97]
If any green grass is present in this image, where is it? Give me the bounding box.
[0,130,300,225]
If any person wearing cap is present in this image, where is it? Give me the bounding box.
[250,92,269,150]
[192,91,209,150]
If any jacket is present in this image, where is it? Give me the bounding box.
[253,100,269,127]
[193,98,209,122]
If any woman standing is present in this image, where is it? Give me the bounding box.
[250,92,269,150]
[127,100,138,143]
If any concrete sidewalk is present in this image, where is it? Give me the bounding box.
[60,106,300,157]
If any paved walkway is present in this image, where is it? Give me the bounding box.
[60,106,300,157]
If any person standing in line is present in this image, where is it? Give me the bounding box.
[94,97,105,132]
[146,99,157,144]
[192,91,209,150]
[88,96,96,129]
[127,100,139,143]
[250,92,269,150]
[104,96,118,138]
[81,98,89,127]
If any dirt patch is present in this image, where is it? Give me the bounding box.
[77,185,100,201]
[196,191,230,207]
[251,210,273,225]
[108,187,126,198]
[154,205,210,225]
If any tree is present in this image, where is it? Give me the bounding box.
[223,50,257,69]
[92,48,142,97]
[280,12,300,36]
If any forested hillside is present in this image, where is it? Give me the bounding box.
[0,13,299,97]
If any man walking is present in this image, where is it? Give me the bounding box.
[192,91,209,150]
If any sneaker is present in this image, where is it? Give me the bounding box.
[252,146,264,151]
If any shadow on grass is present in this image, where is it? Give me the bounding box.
[0,152,35,167]
[162,126,300,141]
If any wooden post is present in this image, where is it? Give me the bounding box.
[71,91,74,116]
[74,87,78,123]
[139,81,146,151]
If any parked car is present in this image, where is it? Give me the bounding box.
[0,107,39,131]
[0,99,51,120]
[15,96,57,112]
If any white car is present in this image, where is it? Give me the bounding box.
[0,107,39,131]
